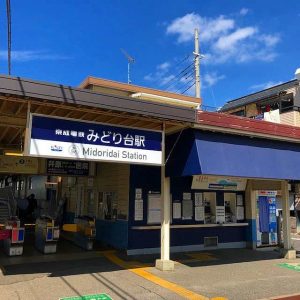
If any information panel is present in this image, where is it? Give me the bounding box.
[47,159,89,176]
[27,114,162,165]
[0,156,38,174]
[192,175,247,191]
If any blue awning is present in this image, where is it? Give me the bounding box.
[166,129,300,180]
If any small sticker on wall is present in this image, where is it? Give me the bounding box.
[183,193,191,200]
[237,194,243,206]
[134,199,143,221]
[135,188,142,200]
[173,202,181,219]
[195,193,203,206]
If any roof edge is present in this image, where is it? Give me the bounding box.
[79,76,201,104]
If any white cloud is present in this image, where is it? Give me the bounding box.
[240,8,249,16]
[161,74,175,85]
[259,34,280,47]
[166,13,280,65]
[214,27,257,51]
[166,13,234,43]
[144,61,174,84]
[144,73,154,81]
[249,81,283,91]
[202,72,225,88]
[157,62,170,71]
[0,50,70,62]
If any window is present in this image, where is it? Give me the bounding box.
[257,93,294,114]
[231,109,245,117]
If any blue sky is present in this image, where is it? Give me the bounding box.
[0,0,299,108]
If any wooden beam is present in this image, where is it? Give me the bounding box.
[0,127,9,141]
[0,99,6,111]
[0,95,182,127]
[8,128,22,144]
[0,115,26,127]
[64,111,74,118]
[14,102,25,115]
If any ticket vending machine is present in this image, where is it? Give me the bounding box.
[256,191,277,247]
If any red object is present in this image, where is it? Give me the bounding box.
[197,111,300,142]
[11,228,18,242]
[0,229,10,240]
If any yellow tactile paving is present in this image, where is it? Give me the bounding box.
[102,251,227,300]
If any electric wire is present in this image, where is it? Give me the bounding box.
[146,54,192,88]
[173,54,192,68]
[175,75,195,93]
[164,62,195,91]
[161,54,193,87]
[165,69,194,93]
[182,81,196,95]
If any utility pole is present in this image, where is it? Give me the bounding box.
[6,0,12,75]
[194,28,200,98]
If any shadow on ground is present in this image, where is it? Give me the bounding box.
[119,248,282,268]
[0,231,283,277]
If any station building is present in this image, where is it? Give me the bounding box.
[220,69,300,233]
[0,74,299,269]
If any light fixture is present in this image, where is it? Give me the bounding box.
[131,92,199,108]
[4,150,23,156]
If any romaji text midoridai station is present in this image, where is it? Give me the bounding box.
[1,75,300,270]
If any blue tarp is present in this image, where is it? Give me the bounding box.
[166,129,300,180]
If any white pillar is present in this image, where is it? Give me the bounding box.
[161,175,170,260]
[281,180,291,250]
[155,123,174,271]
[281,180,295,259]
[245,180,257,249]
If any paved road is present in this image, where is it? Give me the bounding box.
[1,247,300,300]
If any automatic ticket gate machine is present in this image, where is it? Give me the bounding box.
[63,216,96,250]
[1,217,25,256]
[0,187,25,256]
[35,216,60,254]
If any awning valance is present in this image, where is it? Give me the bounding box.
[166,129,300,180]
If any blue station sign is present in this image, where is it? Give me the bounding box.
[27,114,162,165]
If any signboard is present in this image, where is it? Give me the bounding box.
[0,156,38,174]
[60,294,112,300]
[27,114,162,165]
[257,190,277,197]
[134,199,143,221]
[192,175,247,191]
[216,206,225,223]
[147,193,161,224]
[47,159,89,176]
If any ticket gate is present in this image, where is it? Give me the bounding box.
[1,217,25,256]
[63,216,96,250]
[35,216,60,254]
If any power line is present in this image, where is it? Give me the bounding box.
[163,62,194,91]
[182,81,196,95]
[175,76,195,93]
[6,0,11,75]
[174,54,192,68]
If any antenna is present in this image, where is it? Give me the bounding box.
[121,48,135,84]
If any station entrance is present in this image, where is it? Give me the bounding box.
[0,75,300,274]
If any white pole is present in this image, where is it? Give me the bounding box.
[155,122,174,271]
[128,62,130,84]
[281,180,291,250]
[194,28,201,99]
